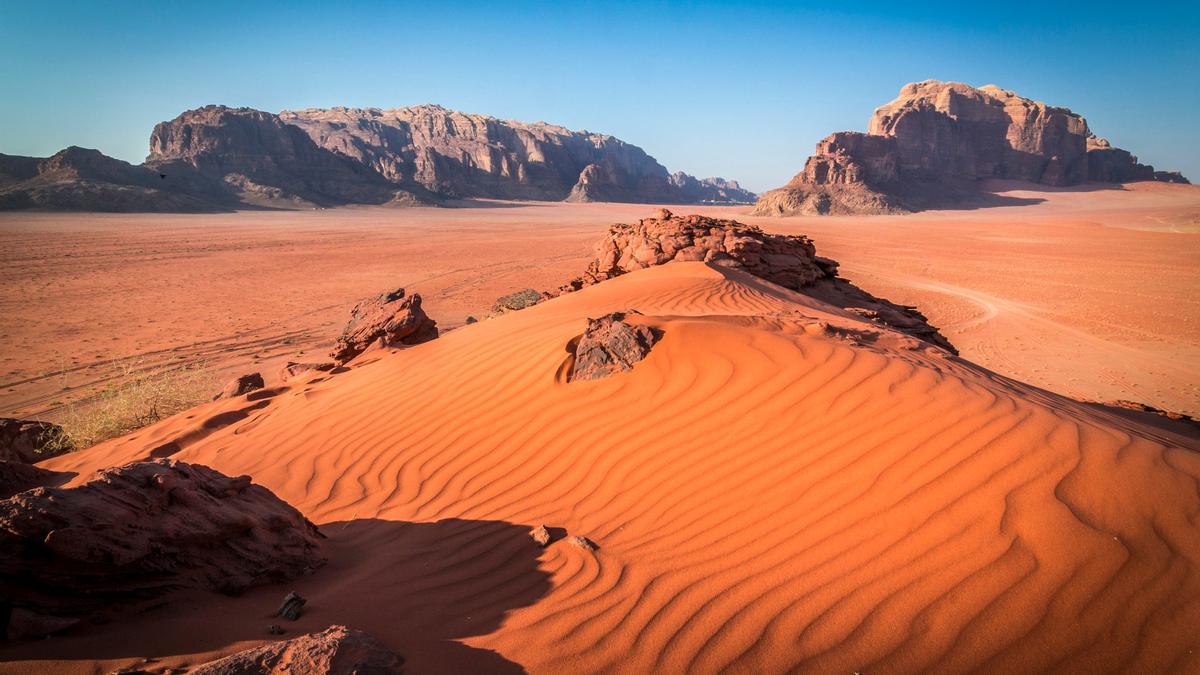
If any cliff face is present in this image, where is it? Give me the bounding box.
[2,105,755,211]
[754,81,1189,216]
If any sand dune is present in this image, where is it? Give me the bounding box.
[9,261,1199,673]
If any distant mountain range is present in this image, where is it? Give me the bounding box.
[0,105,756,212]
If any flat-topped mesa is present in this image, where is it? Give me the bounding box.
[753,80,1190,216]
[559,210,955,352]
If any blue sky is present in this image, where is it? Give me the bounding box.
[1,1,1197,192]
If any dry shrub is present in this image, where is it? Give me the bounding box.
[47,361,218,451]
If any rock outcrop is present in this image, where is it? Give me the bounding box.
[0,461,68,499]
[558,210,956,352]
[0,418,70,463]
[570,312,662,382]
[330,288,438,364]
[561,209,833,292]
[490,288,545,316]
[215,373,265,400]
[0,459,323,628]
[2,105,754,211]
[190,625,403,675]
[0,147,224,212]
[754,80,1190,215]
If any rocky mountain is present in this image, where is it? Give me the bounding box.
[753,80,1190,216]
[1,105,755,211]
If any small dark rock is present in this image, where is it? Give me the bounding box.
[275,591,306,621]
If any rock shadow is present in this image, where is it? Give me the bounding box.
[0,518,550,673]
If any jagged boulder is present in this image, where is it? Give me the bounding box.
[490,288,545,316]
[754,80,1189,215]
[215,373,265,399]
[330,288,438,364]
[0,418,70,464]
[190,625,403,675]
[0,459,324,629]
[570,312,661,382]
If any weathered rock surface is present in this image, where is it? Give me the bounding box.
[0,147,223,212]
[754,80,1190,215]
[570,312,661,382]
[330,288,438,364]
[557,211,955,352]
[0,459,323,627]
[279,361,337,383]
[561,209,831,292]
[190,625,403,675]
[490,288,545,316]
[0,418,70,463]
[215,373,265,400]
[2,105,755,211]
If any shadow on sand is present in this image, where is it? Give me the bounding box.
[0,517,551,673]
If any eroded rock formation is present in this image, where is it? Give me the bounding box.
[330,288,438,364]
[215,373,265,400]
[558,211,956,352]
[754,80,1190,215]
[570,312,661,382]
[0,459,323,628]
[190,625,403,675]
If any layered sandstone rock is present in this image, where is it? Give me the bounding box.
[0,418,69,464]
[558,210,955,352]
[570,312,661,382]
[190,625,403,675]
[330,288,438,364]
[0,459,323,627]
[754,80,1190,215]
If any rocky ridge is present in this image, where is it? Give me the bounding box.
[1,105,755,210]
[753,80,1191,215]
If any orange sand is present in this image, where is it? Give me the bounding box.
[4,258,1199,673]
[1,184,1197,427]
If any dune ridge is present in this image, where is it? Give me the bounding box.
[9,261,1200,673]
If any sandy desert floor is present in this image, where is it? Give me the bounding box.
[1,182,1197,423]
[5,258,1200,673]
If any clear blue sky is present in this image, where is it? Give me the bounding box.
[2,1,1197,192]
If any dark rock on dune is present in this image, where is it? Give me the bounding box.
[279,361,337,382]
[330,288,438,364]
[570,312,661,382]
[490,288,545,316]
[560,209,830,292]
[215,373,265,400]
[189,625,403,675]
[0,418,70,463]
[754,80,1190,215]
[275,591,306,621]
[0,459,323,628]
[557,211,956,352]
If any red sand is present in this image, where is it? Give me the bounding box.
[5,259,1199,673]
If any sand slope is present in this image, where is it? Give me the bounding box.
[9,261,1200,674]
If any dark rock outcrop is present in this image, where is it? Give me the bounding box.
[215,373,265,400]
[754,80,1190,215]
[0,418,70,463]
[570,312,661,382]
[490,288,545,316]
[330,288,438,364]
[189,625,403,675]
[557,211,956,352]
[0,147,224,212]
[0,459,323,628]
[0,460,68,499]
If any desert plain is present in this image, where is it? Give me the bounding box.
[2,181,1197,423]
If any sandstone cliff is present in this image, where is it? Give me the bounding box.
[753,80,1190,216]
[2,104,755,211]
